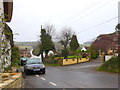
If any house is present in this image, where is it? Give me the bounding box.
[81,47,87,52]
[0,0,13,72]
[91,32,118,54]
[19,49,31,58]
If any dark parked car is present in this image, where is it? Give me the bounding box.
[24,58,45,75]
[20,57,28,66]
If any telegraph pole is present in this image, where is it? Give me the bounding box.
[117,1,120,57]
[41,25,42,30]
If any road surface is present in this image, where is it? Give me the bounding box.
[22,58,118,88]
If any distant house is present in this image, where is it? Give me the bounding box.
[18,46,32,57]
[81,47,87,52]
[92,32,118,53]
[19,49,31,58]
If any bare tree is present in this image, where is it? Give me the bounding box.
[59,26,74,49]
[43,23,56,38]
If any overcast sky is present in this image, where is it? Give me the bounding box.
[7,0,119,44]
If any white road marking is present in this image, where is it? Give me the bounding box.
[62,89,66,90]
[36,75,39,77]
[49,82,57,86]
[41,77,46,80]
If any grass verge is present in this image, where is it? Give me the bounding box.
[44,63,61,66]
[97,56,120,73]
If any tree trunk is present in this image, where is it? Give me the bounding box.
[41,52,43,61]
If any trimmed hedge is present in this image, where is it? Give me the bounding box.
[67,56,82,59]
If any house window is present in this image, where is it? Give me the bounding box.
[3,0,13,22]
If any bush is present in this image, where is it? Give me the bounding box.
[76,50,81,55]
[43,56,61,65]
[11,46,21,67]
[98,57,120,73]
[4,66,12,73]
[67,56,82,58]
[54,54,61,57]
[80,52,89,58]
[61,49,69,59]
[90,45,99,59]
[68,51,75,56]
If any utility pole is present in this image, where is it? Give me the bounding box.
[116,1,120,57]
[40,25,43,60]
[41,25,42,30]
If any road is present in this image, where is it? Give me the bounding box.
[22,58,118,88]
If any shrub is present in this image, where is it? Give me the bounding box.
[98,57,120,73]
[67,56,82,58]
[68,51,75,56]
[80,52,89,58]
[43,56,61,65]
[11,46,21,67]
[90,45,99,59]
[76,50,81,55]
[61,49,69,59]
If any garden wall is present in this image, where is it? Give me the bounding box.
[62,58,90,65]
[0,73,22,89]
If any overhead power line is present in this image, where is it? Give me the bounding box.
[59,0,116,26]
[77,16,119,34]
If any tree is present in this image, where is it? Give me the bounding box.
[70,35,79,51]
[90,45,99,59]
[115,24,120,57]
[43,23,56,38]
[59,27,73,49]
[40,29,55,58]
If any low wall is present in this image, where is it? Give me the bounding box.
[62,58,90,65]
[0,73,22,89]
[78,58,90,63]
[62,59,77,65]
[105,55,113,61]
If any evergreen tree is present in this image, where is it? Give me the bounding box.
[40,29,55,58]
[70,35,79,51]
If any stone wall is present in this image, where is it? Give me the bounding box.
[0,73,22,89]
[0,0,4,72]
[0,0,12,72]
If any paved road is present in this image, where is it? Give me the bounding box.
[22,58,118,88]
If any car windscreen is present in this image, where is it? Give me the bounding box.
[26,58,43,64]
[21,58,27,61]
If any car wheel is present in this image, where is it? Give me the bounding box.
[42,71,45,74]
[25,70,29,75]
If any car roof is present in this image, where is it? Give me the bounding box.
[27,58,42,62]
